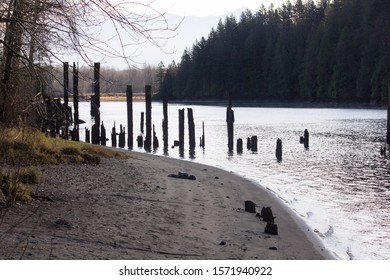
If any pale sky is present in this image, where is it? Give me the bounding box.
[149,0,286,17]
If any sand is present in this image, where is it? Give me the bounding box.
[0,151,333,260]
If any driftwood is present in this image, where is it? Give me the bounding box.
[168,172,196,180]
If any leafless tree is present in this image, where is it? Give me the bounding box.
[0,0,180,124]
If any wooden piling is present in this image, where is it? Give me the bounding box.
[251,135,258,152]
[101,122,106,146]
[153,124,159,149]
[119,124,125,148]
[144,85,152,150]
[85,127,90,143]
[237,138,243,153]
[387,104,390,145]
[111,122,117,147]
[304,129,309,149]
[188,108,196,150]
[200,121,205,148]
[178,109,185,151]
[247,137,251,150]
[63,62,70,140]
[140,112,144,134]
[226,102,234,152]
[126,85,133,149]
[162,97,168,150]
[91,62,100,117]
[276,138,282,161]
[72,63,79,141]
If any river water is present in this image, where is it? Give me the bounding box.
[78,101,389,260]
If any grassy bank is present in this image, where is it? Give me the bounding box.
[0,125,128,204]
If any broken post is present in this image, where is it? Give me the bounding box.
[251,135,258,152]
[247,137,251,150]
[100,122,106,146]
[188,108,196,150]
[118,124,125,148]
[111,122,117,148]
[178,109,185,153]
[144,86,152,150]
[162,97,168,152]
[85,127,90,143]
[237,138,243,154]
[153,124,159,149]
[276,138,282,161]
[126,85,133,149]
[72,63,79,141]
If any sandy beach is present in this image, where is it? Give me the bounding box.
[0,151,333,260]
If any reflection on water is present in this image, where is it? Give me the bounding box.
[79,102,389,260]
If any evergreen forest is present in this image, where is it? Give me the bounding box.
[157,0,390,104]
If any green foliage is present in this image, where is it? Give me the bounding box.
[0,171,34,204]
[159,0,390,104]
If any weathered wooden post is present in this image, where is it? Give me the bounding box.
[162,97,168,152]
[63,62,70,140]
[188,108,196,150]
[126,85,133,149]
[276,138,282,161]
[118,124,125,148]
[91,62,100,117]
[178,108,185,153]
[85,127,90,143]
[140,112,144,134]
[237,138,243,154]
[200,121,205,148]
[111,122,117,148]
[304,129,309,149]
[153,124,159,149]
[144,85,152,150]
[247,137,251,150]
[72,63,79,141]
[101,122,106,146]
[226,97,234,152]
[251,135,258,152]
[387,103,390,145]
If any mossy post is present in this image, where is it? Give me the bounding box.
[144,85,152,151]
[162,97,168,152]
[178,108,185,154]
[72,62,79,141]
[226,97,234,152]
[126,85,133,149]
[188,108,196,150]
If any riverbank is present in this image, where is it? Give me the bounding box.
[0,150,333,260]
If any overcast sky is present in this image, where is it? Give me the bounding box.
[151,0,286,17]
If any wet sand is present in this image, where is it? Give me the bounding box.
[0,151,333,259]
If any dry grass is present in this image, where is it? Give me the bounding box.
[0,125,128,166]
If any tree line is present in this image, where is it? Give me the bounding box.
[157,0,390,104]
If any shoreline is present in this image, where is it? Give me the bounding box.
[0,150,334,260]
